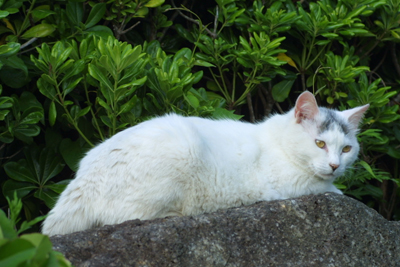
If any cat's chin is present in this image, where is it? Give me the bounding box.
[317,173,337,181]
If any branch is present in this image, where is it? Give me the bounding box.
[247,92,255,123]
[170,0,218,39]
[20,37,38,50]
[390,43,400,77]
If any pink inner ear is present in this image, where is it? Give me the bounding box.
[342,104,370,130]
[295,91,319,123]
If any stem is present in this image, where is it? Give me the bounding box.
[170,1,217,39]
[305,43,328,70]
[301,72,306,92]
[20,38,38,50]
[54,80,94,147]
[158,4,181,42]
[359,33,385,61]
[210,67,230,101]
[231,62,237,102]
[84,79,104,141]
[111,80,119,137]
[18,0,36,35]
[247,93,255,123]
[235,65,258,106]
[257,88,268,116]
[213,6,219,36]
[305,36,316,67]
[390,43,400,77]
[217,64,229,100]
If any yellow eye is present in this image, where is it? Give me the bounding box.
[315,140,326,148]
[342,145,352,153]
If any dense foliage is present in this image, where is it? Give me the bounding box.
[1,0,400,257]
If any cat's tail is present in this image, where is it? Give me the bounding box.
[42,187,98,236]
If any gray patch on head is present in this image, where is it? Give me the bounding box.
[318,108,349,134]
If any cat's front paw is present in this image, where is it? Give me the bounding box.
[327,186,343,195]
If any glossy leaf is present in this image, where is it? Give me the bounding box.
[4,161,37,184]
[0,42,20,58]
[49,101,57,126]
[21,23,56,38]
[85,3,106,29]
[144,0,165,8]
[60,138,85,172]
[272,79,295,102]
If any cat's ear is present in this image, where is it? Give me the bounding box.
[341,104,370,130]
[294,91,319,123]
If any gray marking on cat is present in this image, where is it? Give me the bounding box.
[319,108,349,134]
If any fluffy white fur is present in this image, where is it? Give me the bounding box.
[42,92,369,236]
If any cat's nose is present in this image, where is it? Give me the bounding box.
[330,163,339,171]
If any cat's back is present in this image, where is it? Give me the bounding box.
[104,113,256,149]
[77,113,259,183]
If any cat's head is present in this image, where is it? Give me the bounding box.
[294,91,369,180]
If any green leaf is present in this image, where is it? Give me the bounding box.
[84,25,113,39]
[212,108,243,120]
[49,101,57,126]
[271,79,295,102]
[0,209,17,239]
[20,145,64,186]
[66,1,83,26]
[186,93,199,108]
[358,160,376,178]
[21,23,56,38]
[34,188,60,208]
[37,77,56,100]
[85,3,106,29]
[100,116,113,128]
[0,239,36,266]
[4,161,37,184]
[60,138,85,172]
[97,97,112,113]
[127,76,147,88]
[0,42,20,58]
[144,0,165,8]
[77,106,90,118]
[194,59,215,67]
[0,109,9,119]
[118,95,139,115]
[0,65,28,88]
[315,40,331,46]
[20,111,43,125]
[14,126,40,143]
[0,10,9,19]
[321,33,339,38]
[31,8,56,20]
[62,77,83,96]
[387,146,400,159]
[18,215,47,235]
[2,55,27,76]
[21,233,51,248]
[88,64,113,98]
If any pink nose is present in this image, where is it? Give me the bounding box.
[330,163,339,171]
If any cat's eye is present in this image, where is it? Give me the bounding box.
[342,145,352,153]
[315,139,326,149]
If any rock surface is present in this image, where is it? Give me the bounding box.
[50,193,400,266]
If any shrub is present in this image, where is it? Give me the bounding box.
[0,193,72,266]
[0,0,399,238]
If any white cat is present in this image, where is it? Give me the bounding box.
[42,91,369,236]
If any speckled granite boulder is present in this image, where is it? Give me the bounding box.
[50,193,400,266]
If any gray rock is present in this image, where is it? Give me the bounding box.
[50,193,400,267]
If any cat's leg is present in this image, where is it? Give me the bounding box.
[326,184,343,194]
